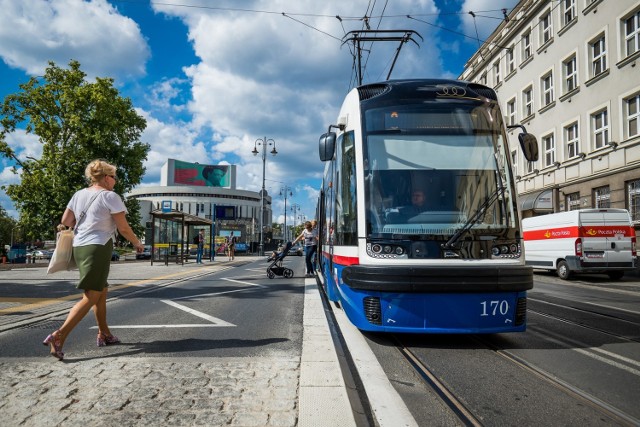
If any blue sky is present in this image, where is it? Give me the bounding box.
[0,0,517,225]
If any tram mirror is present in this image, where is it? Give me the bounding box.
[319,132,336,162]
[519,133,539,162]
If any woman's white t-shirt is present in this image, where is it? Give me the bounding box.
[66,188,127,247]
[303,229,317,247]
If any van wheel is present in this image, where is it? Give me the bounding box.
[556,260,572,280]
[607,271,624,280]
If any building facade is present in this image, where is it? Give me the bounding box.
[127,159,273,247]
[460,0,640,226]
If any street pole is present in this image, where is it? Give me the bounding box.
[252,137,277,256]
[280,186,292,242]
[291,203,300,239]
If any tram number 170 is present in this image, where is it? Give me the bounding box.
[480,300,510,316]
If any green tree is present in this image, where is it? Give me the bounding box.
[0,206,17,256]
[0,60,149,243]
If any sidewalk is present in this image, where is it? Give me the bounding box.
[0,260,357,427]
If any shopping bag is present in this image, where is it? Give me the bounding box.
[47,229,77,274]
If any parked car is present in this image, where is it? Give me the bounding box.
[289,243,303,256]
[136,245,152,260]
[31,250,53,260]
[234,242,248,253]
[111,251,120,261]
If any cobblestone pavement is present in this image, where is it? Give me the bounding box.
[0,261,356,427]
[0,357,299,427]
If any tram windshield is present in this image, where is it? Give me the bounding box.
[363,102,516,238]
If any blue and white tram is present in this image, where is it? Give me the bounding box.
[316,79,539,333]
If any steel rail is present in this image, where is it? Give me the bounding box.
[393,336,483,427]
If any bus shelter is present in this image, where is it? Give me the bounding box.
[150,210,214,265]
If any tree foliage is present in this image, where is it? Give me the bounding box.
[0,60,149,242]
[0,206,16,255]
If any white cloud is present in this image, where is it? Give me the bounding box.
[137,108,208,184]
[4,130,42,161]
[151,0,445,207]
[0,0,512,225]
[0,0,149,79]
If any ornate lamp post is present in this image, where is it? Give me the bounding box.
[290,203,301,238]
[252,137,277,256]
[280,186,293,241]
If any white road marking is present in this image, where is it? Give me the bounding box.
[161,299,235,326]
[172,277,266,301]
[93,277,272,329]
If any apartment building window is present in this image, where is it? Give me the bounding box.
[593,186,610,208]
[543,134,555,167]
[565,122,579,159]
[540,11,552,45]
[507,98,516,126]
[506,47,515,74]
[523,86,533,118]
[522,31,532,61]
[511,150,518,176]
[563,55,577,93]
[526,158,534,173]
[562,0,576,27]
[628,179,640,222]
[625,93,640,138]
[541,72,554,106]
[480,72,487,86]
[493,61,501,86]
[592,109,609,149]
[625,10,640,57]
[590,35,607,77]
[566,192,581,211]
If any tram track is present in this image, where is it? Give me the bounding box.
[391,329,640,427]
[528,298,640,343]
[472,334,640,427]
[392,335,482,427]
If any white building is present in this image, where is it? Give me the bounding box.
[127,159,273,246]
[460,0,640,226]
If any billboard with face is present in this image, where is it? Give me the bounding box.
[173,160,230,187]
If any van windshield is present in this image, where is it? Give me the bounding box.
[362,102,516,238]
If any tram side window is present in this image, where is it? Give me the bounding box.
[323,162,335,245]
[335,131,357,245]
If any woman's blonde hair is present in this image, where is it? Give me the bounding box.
[304,221,312,229]
[85,160,116,184]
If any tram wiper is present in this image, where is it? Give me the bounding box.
[441,186,505,250]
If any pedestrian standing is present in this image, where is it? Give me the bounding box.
[43,160,144,360]
[293,221,317,277]
[226,232,236,261]
[196,229,204,264]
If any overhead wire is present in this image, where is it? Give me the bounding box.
[115,0,541,84]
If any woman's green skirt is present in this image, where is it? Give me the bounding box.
[73,239,113,291]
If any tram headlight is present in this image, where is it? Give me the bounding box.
[371,244,382,253]
[395,246,404,255]
[491,242,522,258]
[383,245,392,254]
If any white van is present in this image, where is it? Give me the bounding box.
[522,209,637,280]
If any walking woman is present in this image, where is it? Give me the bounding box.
[293,221,318,277]
[43,160,144,360]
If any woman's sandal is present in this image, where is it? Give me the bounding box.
[97,332,121,347]
[43,331,64,360]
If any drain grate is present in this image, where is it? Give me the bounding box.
[23,319,65,330]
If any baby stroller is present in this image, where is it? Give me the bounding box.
[266,241,294,279]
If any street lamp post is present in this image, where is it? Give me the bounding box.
[280,186,293,241]
[290,203,301,238]
[252,137,277,256]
